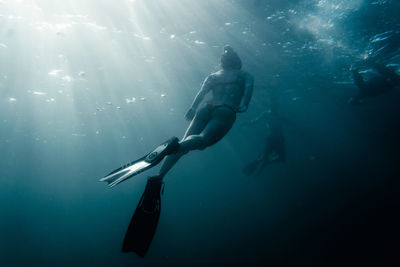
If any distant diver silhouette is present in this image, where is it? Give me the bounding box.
[349,61,400,105]
[243,90,286,176]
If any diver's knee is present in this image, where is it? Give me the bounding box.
[198,135,216,150]
[180,135,207,152]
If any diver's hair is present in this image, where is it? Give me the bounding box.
[220,45,242,70]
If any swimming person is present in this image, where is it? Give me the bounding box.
[156,45,254,180]
[243,113,286,176]
[101,45,254,257]
[348,61,400,105]
[243,90,286,176]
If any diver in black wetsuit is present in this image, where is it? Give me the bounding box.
[348,61,400,105]
[243,91,286,176]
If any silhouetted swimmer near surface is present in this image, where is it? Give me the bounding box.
[348,61,400,105]
[100,45,254,257]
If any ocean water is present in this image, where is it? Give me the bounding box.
[0,0,399,266]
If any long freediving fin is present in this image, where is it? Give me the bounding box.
[99,137,179,187]
[122,176,163,257]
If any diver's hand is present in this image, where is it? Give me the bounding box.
[236,105,248,113]
[185,107,196,121]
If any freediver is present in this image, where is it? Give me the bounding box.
[348,61,400,105]
[156,46,254,181]
[101,45,254,256]
[242,91,286,176]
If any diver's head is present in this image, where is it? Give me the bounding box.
[220,45,242,70]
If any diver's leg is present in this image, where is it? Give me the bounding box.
[271,135,286,162]
[179,108,236,152]
[256,142,273,175]
[255,156,269,176]
[158,109,235,179]
[349,69,366,104]
[157,107,211,179]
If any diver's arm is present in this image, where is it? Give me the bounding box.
[191,76,213,110]
[185,75,213,120]
[237,72,254,112]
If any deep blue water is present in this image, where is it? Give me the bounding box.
[1,0,399,266]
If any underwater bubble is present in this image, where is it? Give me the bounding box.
[48,69,63,76]
[126,97,136,103]
[371,0,388,5]
[133,33,151,40]
[334,81,353,85]
[29,90,47,95]
[9,97,17,102]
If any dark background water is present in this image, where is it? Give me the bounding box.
[0,0,399,266]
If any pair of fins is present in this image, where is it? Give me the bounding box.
[99,137,179,257]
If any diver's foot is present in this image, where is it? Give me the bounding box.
[145,137,180,164]
[140,176,163,214]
